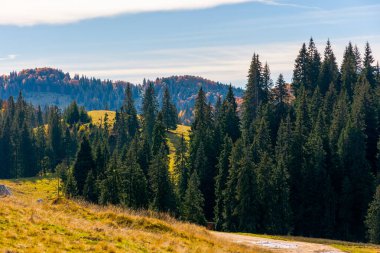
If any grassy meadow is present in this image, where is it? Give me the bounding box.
[0,177,271,253]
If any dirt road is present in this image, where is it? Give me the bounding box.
[212,232,343,253]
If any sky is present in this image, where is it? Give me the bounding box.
[0,0,379,88]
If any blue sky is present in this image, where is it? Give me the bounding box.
[0,0,379,88]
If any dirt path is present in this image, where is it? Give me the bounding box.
[212,232,343,253]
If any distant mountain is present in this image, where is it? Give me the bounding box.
[0,68,244,124]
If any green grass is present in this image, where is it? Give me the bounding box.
[238,233,380,253]
[0,177,266,253]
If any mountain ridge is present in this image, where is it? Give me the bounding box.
[0,67,244,124]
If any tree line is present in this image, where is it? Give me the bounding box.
[0,69,243,124]
[1,38,380,243]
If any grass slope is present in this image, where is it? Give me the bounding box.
[88,110,116,126]
[0,177,270,253]
[167,125,191,175]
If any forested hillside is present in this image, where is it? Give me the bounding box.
[1,39,380,245]
[0,70,243,124]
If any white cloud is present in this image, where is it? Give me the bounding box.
[0,54,17,61]
[0,0,276,26]
[80,36,380,86]
[1,36,379,88]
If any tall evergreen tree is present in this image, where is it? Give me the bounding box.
[175,135,189,200]
[72,136,95,195]
[235,151,257,232]
[189,87,216,219]
[83,170,98,203]
[151,112,168,155]
[242,53,263,138]
[365,186,380,244]
[48,106,63,168]
[262,62,273,103]
[341,42,359,98]
[99,157,121,205]
[214,136,233,230]
[337,115,374,240]
[305,38,321,92]
[142,82,158,142]
[182,171,206,225]
[318,39,339,95]
[221,85,241,142]
[149,144,176,213]
[123,84,139,138]
[64,101,80,125]
[161,86,178,130]
[121,148,148,209]
[293,43,308,95]
[275,74,288,105]
[223,139,244,231]
[270,118,293,235]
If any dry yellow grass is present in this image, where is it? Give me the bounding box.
[0,177,270,253]
[88,110,116,126]
[167,124,191,176]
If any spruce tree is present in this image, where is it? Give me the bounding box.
[83,170,98,203]
[223,139,244,231]
[306,38,321,92]
[214,136,233,230]
[137,136,151,176]
[235,151,257,232]
[65,172,78,198]
[120,148,148,209]
[262,62,273,103]
[255,151,274,232]
[318,40,339,95]
[251,115,272,163]
[275,74,288,105]
[365,186,380,244]
[353,76,379,175]
[270,118,293,235]
[18,122,36,177]
[64,101,80,125]
[122,84,139,138]
[293,43,308,95]
[189,87,216,219]
[291,87,310,233]
[328,91,349,187]
[242,53,263,138]
[161,86,178,130]
[149,144,176,213]
[221,85,240,142]
[175,135,189,200]
[99,157,121,205]
[302,112,330,236]
[72,136,95,195]
[48,106,63,168]
[142,82,158,142]
[182,171,207,225]
[338,116,374,240]
[341,42,358,98]
[151,112,168,155]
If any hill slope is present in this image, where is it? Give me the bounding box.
[0,68,244,124]
[0,177,265,253]
[2,177,378,253]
